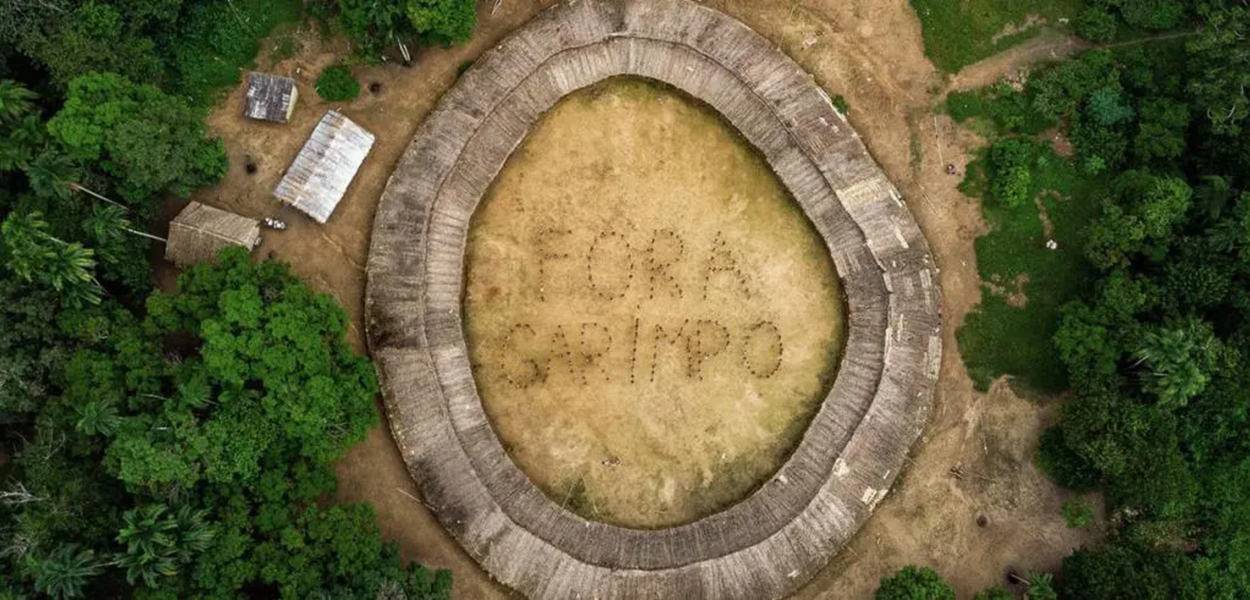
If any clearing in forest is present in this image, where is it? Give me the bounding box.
[462,78,845,528]
[909,0,1084,71]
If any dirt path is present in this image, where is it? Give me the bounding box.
[949,31,1091,92]
[181,0,1101,597]
[949,29,1203,93]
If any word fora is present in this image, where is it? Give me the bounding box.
[534,227,753,302]
[495,318,785,389]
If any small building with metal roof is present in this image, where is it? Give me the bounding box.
[273,110,375,224]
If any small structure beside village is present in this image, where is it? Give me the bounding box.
[165,201,262,266]
[243,72,299,123]
[274,110,375,224]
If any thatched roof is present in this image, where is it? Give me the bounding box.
[165,201,260,266]
[364,1,942,598]
[274,110,374,224]
[244,72,298,123]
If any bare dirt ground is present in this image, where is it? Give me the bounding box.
[463,78,843,528]
[176,0,1104,597]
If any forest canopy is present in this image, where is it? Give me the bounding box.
[950,0,1250,595]
[0,0,478,597]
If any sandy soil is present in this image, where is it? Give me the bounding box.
[463,79,843,528]
[175,0,1104,597]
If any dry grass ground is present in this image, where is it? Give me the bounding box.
[463,78,843,528]
[169,0,1104,597]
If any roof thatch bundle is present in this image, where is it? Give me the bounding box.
[244,72,298,123]
[274,110,374,224]
[165,201,260,266]
[364,1,942,598]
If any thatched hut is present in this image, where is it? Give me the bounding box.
[365,1,941,598]
[273,110,374,224]
[165,201,261,266]
[243,72,298,123]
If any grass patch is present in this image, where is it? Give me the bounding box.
[910,0,1085,72]
[956,147,1106,394]
[946,90,992,122]
[943,84,1057,136]
[832,94,850,114]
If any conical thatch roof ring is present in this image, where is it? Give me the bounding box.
[365,1,942,598]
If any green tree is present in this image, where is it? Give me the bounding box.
[1186,5,1250,136]
[26,545,102,599]
[973,587,1013,600]
[988,139,1034,208]
[1134,319,1220,409]
[1075,7,1117,41]
[1134,98,1189,163]
[1025,571,1057,600]
[1,211,101,306]
[1084,171,1192,269]
[0,79,37,122]
[1087,86,1134,127]
[406,0,476,44]
[339,0,408,57]
[1115,0,1186,30]
[876,565,955,600]
[114,504,213,587]
[7,0,165,87]
[46,72,227,206]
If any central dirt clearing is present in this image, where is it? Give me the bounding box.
[463,78,844,528]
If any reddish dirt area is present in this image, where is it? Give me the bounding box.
[172,1,1104,597]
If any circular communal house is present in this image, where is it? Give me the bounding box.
[365,1,943,598]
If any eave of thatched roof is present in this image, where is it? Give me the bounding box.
[165,201,261,266]
[274,110,374,224]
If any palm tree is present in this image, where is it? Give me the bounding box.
[1,211,101,306]
[115,504,178,587]
[76,401,121,437]
[28,544,102,599]
[0,79,37,124]
[84,204,166,245]
[1025,571,1057,600]
[0,113,45,171]
[114,504,214,587]
[1135,326,1210,408]
[25,150,80,200]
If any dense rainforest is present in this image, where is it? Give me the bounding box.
[906,0,1250,597]
[0,0,472,597]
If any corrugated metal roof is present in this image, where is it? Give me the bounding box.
[274,110,375,224]
[244,72,298,123]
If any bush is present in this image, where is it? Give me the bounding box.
[316,64,361,101]
[973,587,1013,600]
[1062,497,1096,528]
[876,565,955,600]
[832,94,850,114]
[988,139,1035,208]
